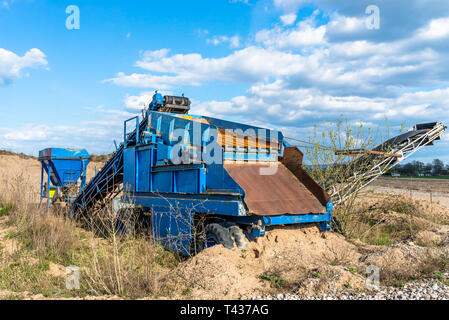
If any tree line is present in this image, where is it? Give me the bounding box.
[387,159,449,177]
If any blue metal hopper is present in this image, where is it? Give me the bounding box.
[38,148,90,206]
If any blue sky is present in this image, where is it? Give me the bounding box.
[0,0,448,164]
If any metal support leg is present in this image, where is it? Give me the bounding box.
[46,165,51,214]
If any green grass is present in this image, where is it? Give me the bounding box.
[0,255,70,297]
[432,271,445,281]
[348,266,357,275]
[364,233,392,246]
[259,273,287,289]
[392,281,405,288]
[0,203,13,217]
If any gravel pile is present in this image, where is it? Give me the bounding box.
[252,274,449,300]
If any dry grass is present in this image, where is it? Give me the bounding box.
[377,250,449,286]
[0,150,36,160]
[334,195,434,245]
[0,174,180,299]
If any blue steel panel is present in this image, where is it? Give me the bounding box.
[156,143,170,165]
[41,157,88,187]
[205,164,244,195]
[152,171,172,192]
[123,148,136,192]
[131,193,244,216]
[39,148,89,160]
[263,212,331,225]
[151,206,194,256]
[136,149,150,192]
[175,170,198,193]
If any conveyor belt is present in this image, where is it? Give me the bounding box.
[329,122,446,205]
[72,116,149,216]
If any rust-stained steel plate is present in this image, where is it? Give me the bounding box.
[223,162,326,216]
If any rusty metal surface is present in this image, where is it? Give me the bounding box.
[281,147,331,207]
[223,162,326,216]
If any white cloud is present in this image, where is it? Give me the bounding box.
[106,47,309,88]
[124,92,154,111]
[106,10,449,97]
[0,105,140,155]
[327,14,365,34]
[3,124,50,141]
[256,19,326,49]
[280,13,297,26]
[0,48,48,86]
[416,17,449,40]
[207,35,241,48]
[191,84,449,138]
[273,0,305,13]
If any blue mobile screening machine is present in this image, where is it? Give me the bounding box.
[41,92,446,256]
[69,92,333,255]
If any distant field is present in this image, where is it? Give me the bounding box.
[386,175,449,179]
[372,177,449,193]
[366,177,449,208]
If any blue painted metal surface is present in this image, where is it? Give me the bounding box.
[149,91,164,111]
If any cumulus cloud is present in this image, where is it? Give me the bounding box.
[0,48,48,86]
[416,17,449,40]
[255,18,326,49]
[275,0,449,43]
[106,47,310,88]
[191,83,449,141]
[108,7,449,96]
[104,0,449,155]
[0,105,139,155]
[124,92,154,111]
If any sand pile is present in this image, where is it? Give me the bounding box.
[174,225,366,299]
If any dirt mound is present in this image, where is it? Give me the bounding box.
[360,242,449,284]
[359,192,449,224]
[174,225,366,299]
[414,230,445,247]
